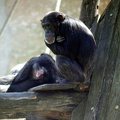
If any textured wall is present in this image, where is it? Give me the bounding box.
[0,0,81,76]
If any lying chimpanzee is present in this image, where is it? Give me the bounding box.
[7,53,65,92]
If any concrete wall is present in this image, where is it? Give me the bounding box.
[0,0,81,76]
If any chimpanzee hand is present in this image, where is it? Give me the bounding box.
[56,36,65,43]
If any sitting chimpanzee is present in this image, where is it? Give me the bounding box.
[7,53,64,92]
[41,11,97,89]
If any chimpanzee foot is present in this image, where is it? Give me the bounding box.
[74,83,90,91]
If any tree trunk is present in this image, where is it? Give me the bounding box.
[80,0,100,28]
[84,0,120,120]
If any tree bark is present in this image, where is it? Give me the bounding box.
[80,0,100,28]
[84,0,120,120]
[0,91,87,120]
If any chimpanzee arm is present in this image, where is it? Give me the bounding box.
[45,36,79,59]
[13,57,36,83]
[7,79,40,92]
[45,40,69,56]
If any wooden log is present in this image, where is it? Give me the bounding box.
[0,75,15,92]
[0,74,88,119]
[0,75,15,85]
[0,91,88,120]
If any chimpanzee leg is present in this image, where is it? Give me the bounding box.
[56,55,86,83]
[7,79,40,92]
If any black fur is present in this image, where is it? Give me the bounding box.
[41,11,97,83]
[7,53,60,92]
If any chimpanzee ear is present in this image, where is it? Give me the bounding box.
[56,13,65,22]
[40,19,43,23]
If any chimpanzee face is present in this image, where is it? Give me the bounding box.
[41,11,65,44]
[32,62,48,80]
[41,21,57,44]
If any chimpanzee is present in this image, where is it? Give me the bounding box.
[41,11,97,88]
[7,53,63,92]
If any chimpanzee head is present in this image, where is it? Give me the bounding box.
[41,11,66,44]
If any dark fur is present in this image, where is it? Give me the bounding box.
[7,53,60,92]
[41,11,97,83]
